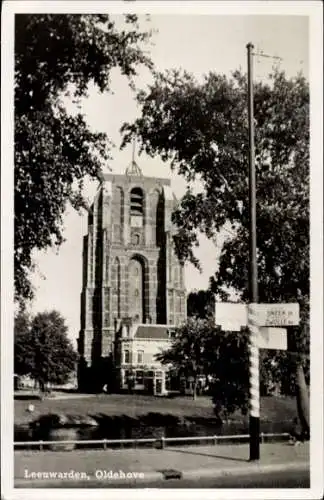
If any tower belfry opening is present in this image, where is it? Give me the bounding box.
[130,188,144,215]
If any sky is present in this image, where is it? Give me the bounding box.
[27,13,309,345]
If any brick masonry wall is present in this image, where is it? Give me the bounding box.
[79,172,187,374]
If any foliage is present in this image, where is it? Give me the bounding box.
[186,288,306,398]
[156,318,216,399]
[14,310,78,390]
[156,318,249,414]
[15,14,153,306]
[156,316,299,418]
[210,328,250,420]
[14,311,34,376]
[258,294,310,396]
[187,289,215,319]
[122,68,308,301]
[123,67,309,427]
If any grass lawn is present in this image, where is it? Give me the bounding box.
[14,393,297,428]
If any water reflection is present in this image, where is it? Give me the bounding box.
[14,412,293,449]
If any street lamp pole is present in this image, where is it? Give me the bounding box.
[247,42,260,461]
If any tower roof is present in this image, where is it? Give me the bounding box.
[125,159,143,177]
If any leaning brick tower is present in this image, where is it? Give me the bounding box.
[78,162,186,391]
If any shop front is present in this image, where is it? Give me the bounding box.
[122,368,168,395]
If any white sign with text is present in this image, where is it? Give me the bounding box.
[253,303,299,327]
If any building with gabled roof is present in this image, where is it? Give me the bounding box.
[114,322,177,395]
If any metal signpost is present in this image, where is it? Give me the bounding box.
[213,42,301,462]
[215,300,299,460]
[246,41,260,461]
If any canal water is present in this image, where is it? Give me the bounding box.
[14,413,293,449]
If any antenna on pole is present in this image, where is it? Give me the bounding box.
[132,136,136,164]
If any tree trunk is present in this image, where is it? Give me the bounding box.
[295,362,310,438]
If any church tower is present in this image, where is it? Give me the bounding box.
[78,162,186,391]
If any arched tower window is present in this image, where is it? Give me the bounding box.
[150,189,163,246]
[112,257,121,318]
[130,187,144,228]
[128,256,145,322]
[113,187,124,242]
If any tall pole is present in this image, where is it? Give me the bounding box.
[247,42,260,461]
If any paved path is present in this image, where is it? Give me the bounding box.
[81,468,311,489]
[15,442,309,488]
[15,391,94,400]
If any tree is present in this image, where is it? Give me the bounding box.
[210,328,250,422]
[15,14,153,306]
[187,289,215,319]
[156,317,250,417]
[14,311,34,376]
[156,317,276,416]
[14,310,77,391]
[122,68,309,433]
[156,318,216,399]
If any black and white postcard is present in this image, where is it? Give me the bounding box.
[1,1,323,499]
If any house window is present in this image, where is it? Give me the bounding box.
[137,350,144,364]
[124,350,130,364]
[174,266,179,285]
[165,372,171,391]
[168,329,176,339]
[180,297,183,313]
[180,266,184,287]
[136,370,144,384]
[112,257,121,318]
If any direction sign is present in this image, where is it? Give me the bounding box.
[253,303,299,327]
[215,303,247,331]
[258,327,287,350]
[215,302,300,330]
